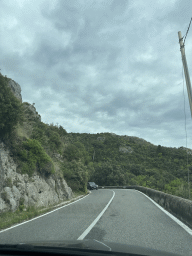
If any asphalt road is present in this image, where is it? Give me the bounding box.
[0,189,192,255]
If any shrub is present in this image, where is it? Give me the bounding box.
[19,198,25,211]
[19,139,54,177]
[61,160,88,192]
[32,127,46,145]
[63,144,80,162]
[1,191,9,204]
[63,142,90,165]
[4,177,12,187]
[48,123,67,136]
[0,74,24,138]
[58,125,67,136]
[21,161,36,177]
[48,131,61,151]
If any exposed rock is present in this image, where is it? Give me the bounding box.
[123,136,151,146]
[7,79,22,102]
[179,147,192,155]
[0,197,8,212]
[53,153,64,162]
[97,137,105,141]
[22,102,41,122]
[4,187,18,211]
[119,146,133,153]
[0,141,73,213]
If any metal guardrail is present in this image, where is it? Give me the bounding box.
[99,186,133,189]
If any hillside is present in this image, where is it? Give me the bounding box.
[64,132,192,199]
[0,72,191,217]
[0,73,75,216]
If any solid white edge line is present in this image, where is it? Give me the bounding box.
[77,190,115,240]
[0,194,90,234]
[134,189,192,236]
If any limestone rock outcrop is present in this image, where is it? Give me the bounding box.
[7,79,22,102]
[0,141,73,213]
[119,146,133,153]
[22,102,41,122]
[4,75,41,122]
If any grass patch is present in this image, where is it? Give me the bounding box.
[73,191,87,197]
[0,205,59,231]
[0,207,39,230]
[15,124,30,140]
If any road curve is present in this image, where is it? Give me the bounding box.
[0,189,191,255]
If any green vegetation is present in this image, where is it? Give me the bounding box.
[19,198,25,211]
[0,191,86,231]
[60,142,91,192]
[4,177,12,188]
[0,74,24,138]
[18,139,54,177]
[60,160,88,193]
[0,73,191,199]
[0,206,40,230]
[64,133,192,199]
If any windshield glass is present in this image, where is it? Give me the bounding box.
[0,1,192,256]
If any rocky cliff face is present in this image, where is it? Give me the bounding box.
[0,142,73,213]
[0,75,74,213]
[22,102,41,122]
[7,79,22,102]
[6,77,41,122]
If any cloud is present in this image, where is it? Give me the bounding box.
[0,0,192,148]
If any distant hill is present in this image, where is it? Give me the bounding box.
[64,132,192,199]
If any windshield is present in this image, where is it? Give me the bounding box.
[0,1,192,256]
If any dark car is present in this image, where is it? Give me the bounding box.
[87,182,98,190]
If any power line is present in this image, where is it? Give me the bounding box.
[183,17,192,46]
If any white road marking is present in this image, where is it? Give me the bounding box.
[135,189,192,236]
[77,190,115,240]
[0,194,90,234]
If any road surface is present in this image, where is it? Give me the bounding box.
[0,189,192,255]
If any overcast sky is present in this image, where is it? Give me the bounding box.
[1,0,192,148]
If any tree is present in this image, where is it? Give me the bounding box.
[61,160,88,192]
[0,75,23,138]
[63,144,80,161]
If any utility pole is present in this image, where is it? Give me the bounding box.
[178,31,191,200]
[178,31,192,118]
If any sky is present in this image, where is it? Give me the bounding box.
[0,0,192,149]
